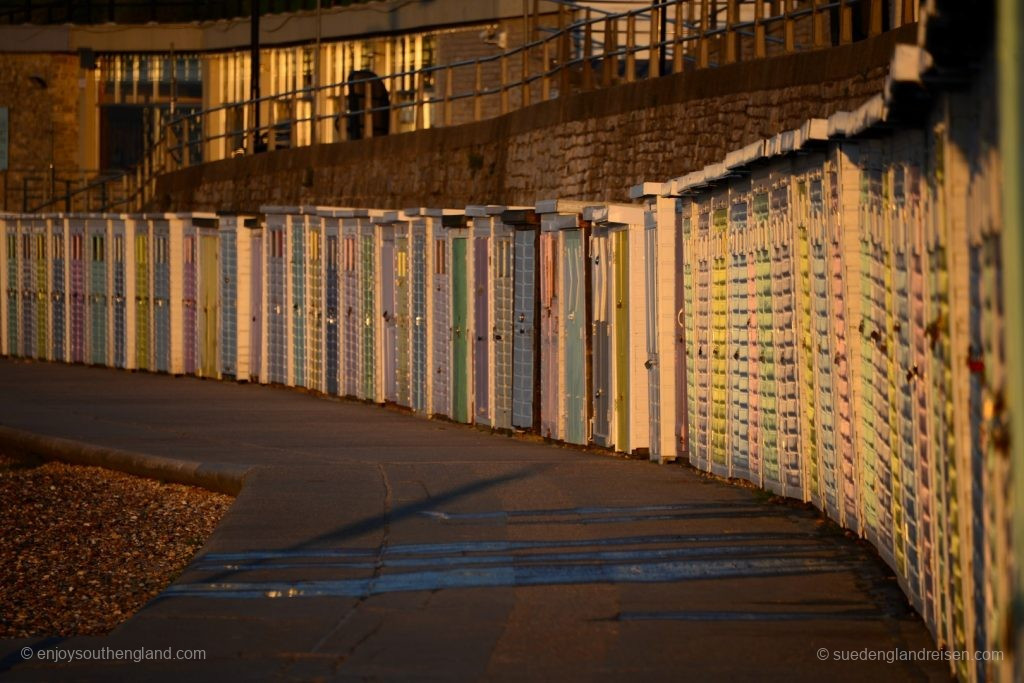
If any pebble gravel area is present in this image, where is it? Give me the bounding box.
[0,453,233,638]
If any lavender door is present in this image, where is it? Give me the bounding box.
[326,231,340,396]
[51,225,66,362]
[473,235,490,425]
[432,234,450,417]
[249,232,263,382]
[342,232,358,396]
[381,232,397,403]
[511,229,537,430]
[267,226,287,384]
[183,233,197,375]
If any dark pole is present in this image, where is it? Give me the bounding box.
[659,0,668,77]
[251,1,262,152]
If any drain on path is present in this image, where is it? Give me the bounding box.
[0,453,233,637]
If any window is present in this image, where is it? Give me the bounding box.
[344,237,356,271]
[115,235,124,263]
[434,239,446,275]
[309,230,321,263]
[92,235,105,262]
[327,235,338,268]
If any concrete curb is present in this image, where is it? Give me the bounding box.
[0,425,248,496]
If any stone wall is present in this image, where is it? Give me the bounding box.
[154,25,916,213]
[0,53,81,184]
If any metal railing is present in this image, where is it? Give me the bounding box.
[1,168,133,214]
[32,0,919,213]
[0,0,373,25]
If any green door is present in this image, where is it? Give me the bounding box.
[613,230,630,450]
[200,234,219,377]
[563,229,586,444]
[135,234,150,370]
[452,237,469,423]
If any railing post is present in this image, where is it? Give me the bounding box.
[724,0,738,64]
[698,0,709,68]
[625,13,636,82]
[582,9,593,90]
[869,0,883,35]
[363,80,374,139]
[443,66,453,126]
[500,54,510,114]
[603,17,618,85]
[541,38,551,100]
[649,4,661,77]
[390,74,400,134]
[183,118,192,168]
[415,70,425,131]
[673,0,684,73]
[558,5,571,96]
[754,0,766,58]
[784,0,795,53]
[473,58,482,122]
[521,43,531,108]
[902,0,916,25]
[812,0,826,48]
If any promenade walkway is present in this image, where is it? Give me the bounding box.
[0,359,949,680]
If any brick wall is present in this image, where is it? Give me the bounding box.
[154,25,915,213]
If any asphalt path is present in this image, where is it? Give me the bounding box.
[0,359,950,681]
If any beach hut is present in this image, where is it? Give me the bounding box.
[536,200,591,445]
[414,209,465,419]
[445,211,471,423]
[85,214,110,366]
[318,209,342,396]
[126,215,150,370]
[490,211,516,431]
[261,207,286,384]
[0,213,15,356]
[501,208,541,432]
[108,214,129,369]
[358,211,381,402]
[631,181,687,463]
[48,214,68,363]
[464,205,517,429]
[372,211,403,405]
[218,215,239,379]
[172,214,198,375]
[217,214,261,381]
[582,204,650,456]
[193,215,219,378]
[305,211,325,393]
[150,214,174,373]
[260,207,297,385]
[403,209,434,415]
[337,209,365,398]
[26,215,49,360]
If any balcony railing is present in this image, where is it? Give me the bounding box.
[29,0,919,214]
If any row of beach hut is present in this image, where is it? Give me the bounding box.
[0,86,1008,681]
